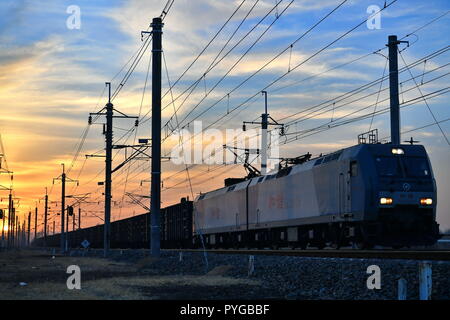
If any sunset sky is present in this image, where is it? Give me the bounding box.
[0,0,449,235]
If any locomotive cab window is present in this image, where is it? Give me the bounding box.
[403,157,430,177]
[375,156,401,177]
[350,161,358,177]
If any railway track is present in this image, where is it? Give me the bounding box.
[35,247,450,261]
[169,248,450,261]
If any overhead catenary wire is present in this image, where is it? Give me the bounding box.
[284,59,450,129]
[117,50,153,219]
[48,1,177,221]
[170,0,345,134]
[156,45,449,190]
[151,0,351,169]
[156,0,399,166]
[283,71,450,137]
[283,87,450,143]
[274,46,450,127]
[159,0,249,103]
[77,0,260,215]
[397,50,450,146]
[139,0,287,128]
[161,0,262,131]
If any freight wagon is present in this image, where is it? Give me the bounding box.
[35,199,193,249]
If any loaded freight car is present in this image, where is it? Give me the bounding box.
[111,214,148,248]
[161,198,193,248]
[34,199,193,249]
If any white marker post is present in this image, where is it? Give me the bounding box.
[398,278,407,300]
[419,261,432,300]
[248,255,255,276]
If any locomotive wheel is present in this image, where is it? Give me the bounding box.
[352,240,373,250]
[351,241,364,249]
[316,243,325,250]
[329,241,341,250]
[352,225,374,249]
[330,225,345,249]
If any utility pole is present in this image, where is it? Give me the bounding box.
[66,206,69,246]
[27,211,31,246]
[21,221,24,247]
[61,165,66,252]
[1,208,4,245]
[243,91,284,175]
[7,192,12,247]
[261,91,268,175]
[53,164,78,253]
[66,193,92,232]
[387,35,408,145]
[0,187,13,247]
[72,208,75,231]
[11,207,15,247]
[0,164,12,247]
[44,188,48,246]
[14,215,18,247]
[16,219,19,248]
[89,83,138,257]
[53,220,55,235]
[150,17,163,257]
[34,206,37,240]
[104,83,113,256]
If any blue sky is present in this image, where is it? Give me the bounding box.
[0,0,449,231]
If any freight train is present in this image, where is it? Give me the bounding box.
[37,200,193,249]
[36,141,440,250]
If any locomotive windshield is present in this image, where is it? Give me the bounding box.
[402,157,430,177]
[375,157,401,177]
[375,156,430,178]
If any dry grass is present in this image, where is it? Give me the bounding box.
[0,250,260,300]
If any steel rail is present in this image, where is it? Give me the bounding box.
[167,248,450,261]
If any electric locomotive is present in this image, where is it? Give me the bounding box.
[193,141,439,249]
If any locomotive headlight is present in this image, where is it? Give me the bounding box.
[391,148,404,155]
[380,197,393,205]
[420,198,433,205]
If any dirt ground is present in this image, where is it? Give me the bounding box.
[0,249,263,300]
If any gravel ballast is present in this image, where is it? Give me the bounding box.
[68,248,450,300]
